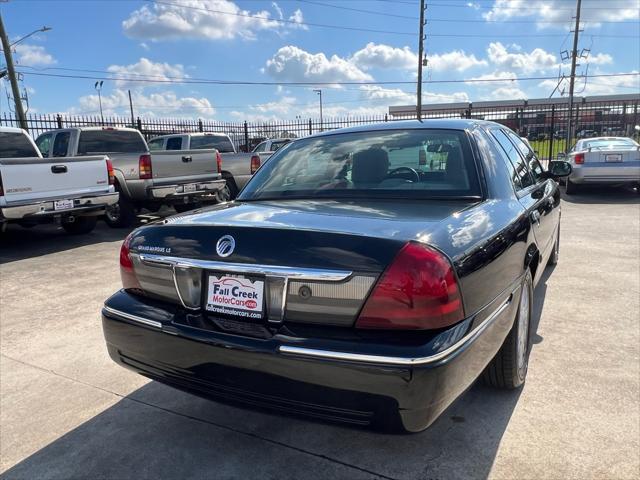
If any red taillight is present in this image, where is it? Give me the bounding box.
[106,159,115,186]
[120,234,142,290]
[356,242,464,330]
[216,151,223,174]
[139,154,152,179]
[250,155,261,174]
[574,153,585,164]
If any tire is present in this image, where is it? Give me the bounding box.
[548,224,560,266]
[216,185,232,203]
[104,195,137,228]
[224,177,239,199]
[565,178,579,195]
[483,270,533,390]
[173,202,200,213]
[62,216,97,235]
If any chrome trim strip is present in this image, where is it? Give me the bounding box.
[138,254,353,282]
[278,294,514,366]
[103,306,163,329]
[171,265,200,311]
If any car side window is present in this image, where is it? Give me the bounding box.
[505,131,545,182]
[166,137,182,150]
[35,133,52,157]
[254,142,267,153]
[52,132,70,157]
[148,138,164,151]
[490,129,534,190]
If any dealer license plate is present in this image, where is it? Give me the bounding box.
[205,274,264,319]
[605,154,622,162]
[54,199,74,210]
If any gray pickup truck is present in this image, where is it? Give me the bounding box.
[148,132,260,199]
[35,127,226,227]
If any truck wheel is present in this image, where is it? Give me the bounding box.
[483,270,532,390]
[62,216,97,235]
[104,196,137,228]
[216,185,231,203]
[225,178,239,199]
[174,202,200,213]
[565,178,579,195]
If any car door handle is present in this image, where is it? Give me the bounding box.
[182,156,192,163]
[530,211,541,225]
[51,165,68,174]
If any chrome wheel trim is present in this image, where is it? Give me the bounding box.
[105,203,120,222]
[516,282,530,372]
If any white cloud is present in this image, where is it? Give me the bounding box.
[587,53,614,66]
[487,42,557,73]
[264,46,373,84]
[360,85,469,105]
[122,0,305,41]
[483,0,639,26]
[14,44,56,66]
[350,43,417,71]
[107,58,187,88]
[427,50,488,72]
[74,89,215,118]
[539,71,640,97]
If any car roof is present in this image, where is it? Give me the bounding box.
[0,126,28,134]
[580,137,634,142]
[304,119,497,139]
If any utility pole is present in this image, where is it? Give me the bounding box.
[313,89,323,131]
[128,89,135,128]
[0,12,28,130]
[94,80,104,125]
[416,0,426,121]
[566,0,582,150]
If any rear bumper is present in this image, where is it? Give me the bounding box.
[570,163,640,184]
[1,192,119,221]
[148,180,226,201]
[102,287,518,432]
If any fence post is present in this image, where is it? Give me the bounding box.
[136,117,142,131]
[384,113,388,122]
[466,103,472,119]
[198,119,203,132]
[308,119,312,135]
[243,121,249,152]
[56,114,63,129]
[548,104,555,161]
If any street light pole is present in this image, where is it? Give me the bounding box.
[566,0,582,151]
[313,89,323,131]
[0,12,28,130]
[95,80,104,125]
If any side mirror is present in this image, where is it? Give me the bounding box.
[543,160,572,179]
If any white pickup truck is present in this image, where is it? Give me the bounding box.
[36,127,226,227]
[0,127,118,234]
[148,132,260,199]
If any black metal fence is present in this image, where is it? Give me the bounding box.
[2,94,638,159]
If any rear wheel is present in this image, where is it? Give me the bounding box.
[62,216,97,235]
[105,195,137,228]
[483,270,532,389]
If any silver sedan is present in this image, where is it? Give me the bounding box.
[565,137,640,194]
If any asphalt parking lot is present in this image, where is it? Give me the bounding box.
[1,188,639,480]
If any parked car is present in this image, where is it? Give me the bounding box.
[565,137,640,194]
[577,129,597,139]
[102,119,571,433]
[148,132,260,199]
[252,138,293,159]
[0,127,118,234]
[554,130,566,140]
[36,127,226,227]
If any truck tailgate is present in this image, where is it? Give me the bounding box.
[150,149,218,181]
[0,156,109,204]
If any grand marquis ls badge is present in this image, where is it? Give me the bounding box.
[216,235,236,257]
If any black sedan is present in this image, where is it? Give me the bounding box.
[102,120,572,432]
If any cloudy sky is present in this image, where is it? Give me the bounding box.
[2,0,639,121]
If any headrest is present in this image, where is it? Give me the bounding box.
[351,148,389,185]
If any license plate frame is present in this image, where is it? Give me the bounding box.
[605,154,623,163]
[53,199,74,211]
[204,272,265,320]
[183,183,197,193]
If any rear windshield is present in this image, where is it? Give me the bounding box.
[583,138,639,150]
[0,132,39,158]
[190,135,235,153]
[77,130,147,154]
[240,129,481,201]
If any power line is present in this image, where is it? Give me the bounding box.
[16,68,640,86]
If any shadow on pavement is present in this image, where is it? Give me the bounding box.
[1,272,556,480]
[561,184,640,205]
